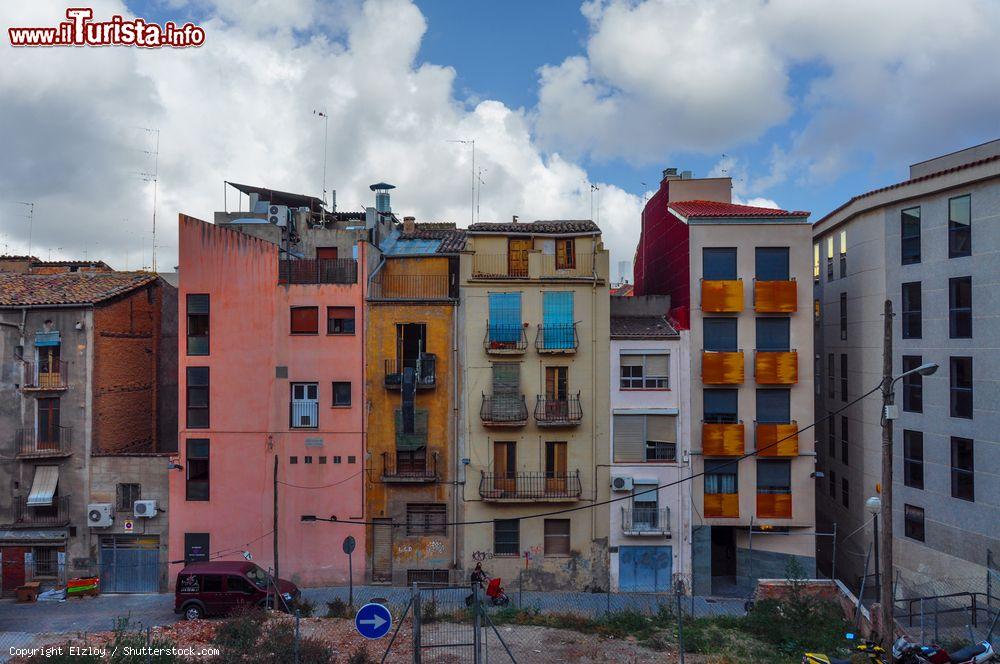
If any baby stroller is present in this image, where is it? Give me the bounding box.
[466,565,511,607]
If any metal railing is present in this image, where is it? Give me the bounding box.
[8,495,71,527]
[289,401,319,428]
[534,393,583,426]
[539,252,595,277]
[621,507,671,535]
[472,254,524,278]
[384,355,437,389]
[278,258,358,284]
[483,324,528,353]
[16,427,72,457]
[479,470,582,500]
[21,361,69,390]
[381,451,438,482]
[480,394,528,426]
[369,274,454,300]
[535,323,579,352]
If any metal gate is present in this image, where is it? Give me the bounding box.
[99,535,160,593]
[619,545,673,592]
[372,519,393,582]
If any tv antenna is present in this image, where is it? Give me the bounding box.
[136,127,160,272]
[313,110,329,208]
[447,139,475,226]
[476,167,487,223]
[14,202,34,256]
[590,184,601,226]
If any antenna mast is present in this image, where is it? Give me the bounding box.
[313,110,329,208]
[448,139,475,225]
[137,127,160,272]
[15,202,34,256]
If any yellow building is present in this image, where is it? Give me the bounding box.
[457,220,611,590]
[364,219,466,585]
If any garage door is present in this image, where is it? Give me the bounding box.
[619,546,672,592]
[100,536,160,593]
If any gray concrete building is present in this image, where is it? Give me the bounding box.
[812,140,1000,603]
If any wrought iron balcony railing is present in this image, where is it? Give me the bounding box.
[480,394,528,427]
[279,258,358,285]
[479,471,582,501]
[384,355,437,389]
[535,323,579,353]
[7,495,71,528]
[483,324,528,354]
[369,274,455,300]
[533,394,582,426]
[21,361,69,390]
[16,427,72,457]
[621,507,671,535]
[381,451,438,483]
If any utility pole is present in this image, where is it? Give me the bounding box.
[880,299,895,654]
[273,454,280,581]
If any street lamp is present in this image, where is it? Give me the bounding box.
[865,496,882,603]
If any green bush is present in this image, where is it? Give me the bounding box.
[326,598,350,618]
[213,605,267,653]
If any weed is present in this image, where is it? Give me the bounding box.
[326,598,350,618]
[292,596,317,617]
[347,644,374,664]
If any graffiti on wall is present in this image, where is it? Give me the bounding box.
[395,539,447,563]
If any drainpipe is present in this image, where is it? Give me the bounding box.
[452,286,460,572]
[590,245,598,547]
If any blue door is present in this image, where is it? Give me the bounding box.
[541,291,574,349]
[100,536,160,593]
[619,546,672,592]
[488,293,522,345]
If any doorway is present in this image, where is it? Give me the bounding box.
[372,518,393,583]
[710,527,738,596]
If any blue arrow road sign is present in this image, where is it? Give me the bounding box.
[355,602,392,640]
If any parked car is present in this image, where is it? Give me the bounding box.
[174,561,300,620]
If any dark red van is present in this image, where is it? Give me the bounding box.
[174,561,300,620]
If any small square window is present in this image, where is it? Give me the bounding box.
[289,456,298,464]
[348,456,356,464]
[304,456,313,464]
[332,381,352,407]
[327,307,356,335]
[333,456,342,464]
[319,456,327,464]
[290,306,319,335]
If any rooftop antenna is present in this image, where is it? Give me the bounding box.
[447,139,475,226]
[590,184,600,225]
[719,153,729,176]
[137,127,160,272]
[476,167,487,223]
[313,110,329,209]
[15,202,34,256]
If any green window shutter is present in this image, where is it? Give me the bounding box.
[492,363,520,395]
[395,409,429,450]
[613,415,645,462]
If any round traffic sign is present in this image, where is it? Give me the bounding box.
[343,536,356,555]
[355,602,392,639]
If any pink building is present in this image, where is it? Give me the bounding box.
[169,204,372,588]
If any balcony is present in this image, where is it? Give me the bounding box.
[384,355,437,390]
[483,324,528,355]
[621,507,671,536]
[5,495,71,528]
[369,274,455,301]
[754,279,797,313]
[756,491,792,519]
[479,471,582,502]
[21,361,69,391]
[471,254,597,280]
[702,350,745,384]
[704,493,739,518]
[380,451,438,483]
[701,279,743,313]
[16,427,72,458]
[533,394,582,427]
[279,258,358,285]
[535,324,579,354]
[755,422,799,457]
[539,253,595,278]
[289,401,319,429]
[472,254,526,279]
[754,350,798,385]
[480,395,528,427]
[702,422,745,456]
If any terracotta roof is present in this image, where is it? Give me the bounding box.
[611,283,634,296]
[669,200,809,219]
[0,272,158,307]
[467,220,601,234]
[414,222,457,231]
[397,227,467,254]
[611,315,679,338]
[815,154,1000,229]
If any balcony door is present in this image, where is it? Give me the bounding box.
[507,238,531,277]
[632,482,658,531]
[290,383,318,428]
[37,346,61,387]
[544,441,567,494]
[494,441,516,494]
[396,323,427,372]
[544,366,569,419]
[37,398,60,449]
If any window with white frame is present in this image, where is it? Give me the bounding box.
[619,353,669,389]
[613,414,678,462]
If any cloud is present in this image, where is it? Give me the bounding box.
[0,0,643,272]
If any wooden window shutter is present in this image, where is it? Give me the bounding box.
[613,414,645,462]
[646,415,677,443]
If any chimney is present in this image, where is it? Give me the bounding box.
[512,215,519,223]
[403,216,416,234]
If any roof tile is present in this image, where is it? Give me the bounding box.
[0,272,158,307]
[610,315,679,338]
[669,200,809,219]
[467,220,600,234]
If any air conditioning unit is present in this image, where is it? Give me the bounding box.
[268,204,288,227]
[611,476,634,492]
[134,500,158,518]
[87,503,113,528]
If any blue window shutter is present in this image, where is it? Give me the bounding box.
[489,292,521,343]
[542,292,574,349]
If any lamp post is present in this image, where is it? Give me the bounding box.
[865,496,881,603]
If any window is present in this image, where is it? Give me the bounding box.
[755,247,789,281]
[407,570,450,587]
[901,207,920,264]
[704,318,737,352]
[543,519,571,556]
[841,477,850,508]
[703,248,737,280]
[32,547,58,577]
[186,294,209,355]
[904,504,925,542]
[228,576,257,594]
[705,460,737,493]
[950,437,974,502]
[406,503,446,536]
[950,357,973,419]
[839,354,848,403]
[327,306,356,334]
[901,282,921,339]
[839,230,847,278]
[290,306,318,334]
[555,238,576,269]
[703,389,738,424]
[826,237,834,280]
[612,414,677,462]
[840,416,849,466]
[332,381,352,407]
[948,194,971,258]
[304,456,313,464]
[488,292,523,347]
[813,243,820,282]
[116,483,141,512]
[186,367,209,428]
[756,389,790,423]
[202,575,224,592]
[902,356,923,413]
[619,353,669,389]
[757,460,791,495]
[186,439,209,501]
[903,430,924,490]
[541,291,575,350]
[827,354,835,397]
[493,519,519,556]
[545,441,567,479]
[828,416,836,458]
[829,470,837,499]
[36,397,60,444]
[948,277,972,339]
[756,318,790,351]
[839,293,847,340]
[289,456,298,464]
[290,383,319,428]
